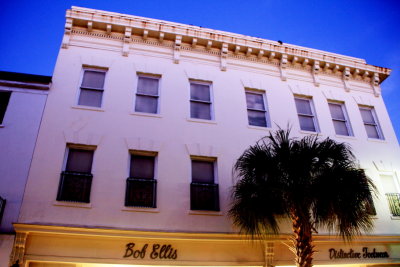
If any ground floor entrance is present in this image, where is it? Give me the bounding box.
[9,224,400,267]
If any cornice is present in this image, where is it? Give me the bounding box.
[63,6,390,94]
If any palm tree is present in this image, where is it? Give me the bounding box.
[229,129,376,267]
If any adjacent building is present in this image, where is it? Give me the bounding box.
[0,71,51,267]
[8,6,400,267]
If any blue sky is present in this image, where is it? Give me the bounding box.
[1,0,399,140]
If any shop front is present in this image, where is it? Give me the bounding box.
[10,224,400,267]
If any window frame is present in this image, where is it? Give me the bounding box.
[328,101,353,136]
[57,145,96,203]
[190,157,219,211]
[134,74,161,114]
[125,151,158,208]
[189,80,214,121]
[77,68,107,108]
[245,89,270,128]
[359,106,384,140]
[294,96,319,132]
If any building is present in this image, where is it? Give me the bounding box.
[9,6,400,267]
[0,71,51,267]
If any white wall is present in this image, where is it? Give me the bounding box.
[19,35,400,236]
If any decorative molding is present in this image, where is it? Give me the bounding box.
[264,242,274,267]
[312,60,320,87]
[87,21,93,32]
[280,54,288,81]
[61,18,73,49]
[159,32,164,42]
[174,35,182,64]
[143,30,149,40]
[373,160,395,173]
[288,83,311,96]
[125,137,162,151]
[343,67,351,92]
[80,55,113,68]
[352,95,372,106]
[206,40,212,50]
[322,90,345,102]
[372,73,381,97]
[185,143,219,158]
[9,232,27,266]
[192,37,197,48]
[106,24,112,34]
[122,27,132,57]
[220,43,228,71]
[241,78,266,91]
[185,69,214,82]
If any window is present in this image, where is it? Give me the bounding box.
[294,97,318,132]
[246,91,269,127]
[190,82,212,120]
[381,175,400,217]
[135,76,160,114]
[125,154,157,208]
[190,159,219,211]
[57,147,94,203]
[0,196,6,226]
[328,102,352,136]
[359,106,384,139]
[0,91,11,124]
[78,69,106,107]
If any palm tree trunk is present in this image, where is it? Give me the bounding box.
[291,211,314,267]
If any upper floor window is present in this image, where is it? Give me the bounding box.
[125,153,157,208]
[78,69,106,108]
[57,147,95,203]
[359,106,384,139]
[294,97,319,132]
[245,90,269,127]
[328,102,353,136]
[380,174,400,217]
[135,76,160,114]
[190,159,219,211]
[190,81,212,120]
[0,91,11,124]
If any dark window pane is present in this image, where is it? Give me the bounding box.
[137,77,159,95]
[130,155,155,179]
[81,71,105,89]
[57,172,93,203]
[190,83,210,101]
[295,98,312,115]
[135,95,158,113]
[299,115,316,132]
[329,103,345,120]
[192,160,214,183]
[66,149,94,173]
[78,89,103,107]
[365,124,379,139]
[0,91,11,124]
[190,183,219,211]
[125,178,157,208]
[190,102,211,120]
[246,93,265,110]
[248,110,267,127]
[333,120,349,136]
[360,108,375,124]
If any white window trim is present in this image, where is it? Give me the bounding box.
[76,68,107,108]
[189,80,214,121]
[294,96,320,133]
[245,89,271,128]
[133,74,161,114]
[328,101,353,136]
[359,106,384,140]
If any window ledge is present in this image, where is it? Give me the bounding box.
[247,125,271,131]
[188,210,223,216]
[122,207,160,213]
[334,134,356,140]
[367,137,386,143]
[0,124,4,128]
[391,216,400,220]
[71,105,105,112]
[53,201,92,209]
[299,130,323,136]
[130,112,162,118]
[187,118,217,125]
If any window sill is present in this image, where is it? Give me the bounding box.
[299,130,322,136]
[53,201,92,209]
[188,210,223,216]
[122,207,160,213]
[247,125,271,131]
[334,134,356,140]
[367,137,386,143]
[391,215,400,220]
[130,112,162,118]
[71,105,105,112]
[187,118,217,125]
[0,124,4,128]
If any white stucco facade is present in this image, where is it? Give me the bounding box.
[10,6,400,267]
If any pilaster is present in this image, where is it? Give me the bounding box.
[122,27,132,57]
[9,232,27,267]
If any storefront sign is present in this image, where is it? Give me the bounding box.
[329,247,389,260]
[124,243,178,260]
